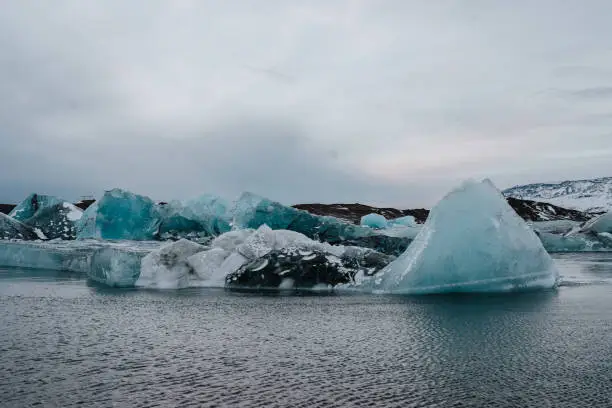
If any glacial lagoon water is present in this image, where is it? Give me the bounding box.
[1,253,612,407]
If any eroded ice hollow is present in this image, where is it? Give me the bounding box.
[372,179,559,294]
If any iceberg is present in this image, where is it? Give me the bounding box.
[8,193,83,240]
[0,213,38,240]
[121,225,394,290]
[360,213,388,229]
[373,179,559,294]
[136,239,206,289]
[76,189,161,240]
[231,192,411,255]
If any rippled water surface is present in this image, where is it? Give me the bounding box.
[1,253,612,407]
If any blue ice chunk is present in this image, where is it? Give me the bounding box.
[388,215,417,228]
[76,189,161,240]
[231,192,411,255]
[374,179,559,294]
[360,213,388,229]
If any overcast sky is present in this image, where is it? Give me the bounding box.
[1,1,612,207]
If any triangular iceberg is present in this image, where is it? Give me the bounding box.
[374,179,559,294]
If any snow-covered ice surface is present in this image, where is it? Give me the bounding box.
[371,180,559,294]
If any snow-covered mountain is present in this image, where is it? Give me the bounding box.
[503,177,612,214]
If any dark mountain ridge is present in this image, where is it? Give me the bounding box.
[294,197,591,224]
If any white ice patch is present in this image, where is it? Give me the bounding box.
[33,228,47,240]
[136,239,206,289]
[63,202,83,221]
[186,247,228,280]
[251,259,269,272]
[279,278,295,289]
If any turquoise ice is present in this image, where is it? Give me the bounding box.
[157,197,231,240]
[76,189,161,240]
[360,213,388,229]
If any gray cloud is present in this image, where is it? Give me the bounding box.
[1,1,612,208]
[566,87,612,99]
